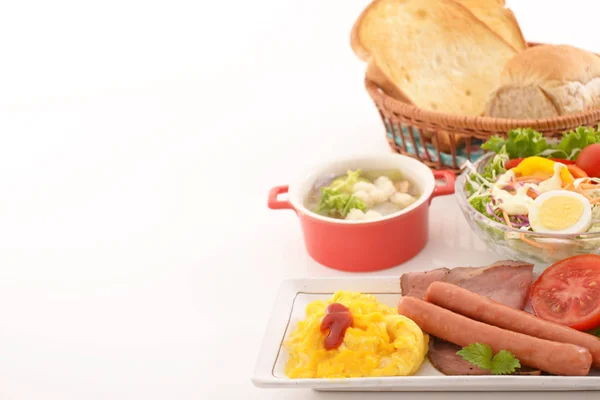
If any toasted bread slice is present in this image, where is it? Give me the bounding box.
[367,61,466,153]
[454,0,527,51]
[366,62,413,104]
[351,0,518,117]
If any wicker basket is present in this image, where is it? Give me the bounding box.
[365,43,600,173]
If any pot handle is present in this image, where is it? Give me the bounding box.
[268,185,294,210]
[431,170,456,199]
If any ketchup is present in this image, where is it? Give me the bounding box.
[320,303,353,350]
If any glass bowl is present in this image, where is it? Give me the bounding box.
[455,153,600,265]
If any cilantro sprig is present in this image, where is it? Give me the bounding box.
[456,343,521,375]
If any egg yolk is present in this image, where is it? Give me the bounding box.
[284,291,428,379]
[538,196,584,230]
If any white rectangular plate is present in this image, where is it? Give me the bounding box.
[252,277,600,392]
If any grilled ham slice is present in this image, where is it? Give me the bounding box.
[400,267,449,300]
[400,260,534,309]
[400,260,536,376]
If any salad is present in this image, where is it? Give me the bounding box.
[465,127,600,248]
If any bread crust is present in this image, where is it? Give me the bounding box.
[453,0,527,51]
[351,0,517,115]
[502,44,600,85]
[365,62,414,105]
[485,85,560,119]
[350,0,387,62]
[352,0,519,151]
[351,0,519,58]
[485,45,600,119]
[505,8,527,50]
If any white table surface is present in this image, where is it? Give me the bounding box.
[1,0,599,399]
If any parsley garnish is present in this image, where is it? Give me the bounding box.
[587,326,600,338]
[456,343,521,375]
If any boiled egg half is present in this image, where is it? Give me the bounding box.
[528,190,592,234]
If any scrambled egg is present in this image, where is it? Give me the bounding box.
[284,291,428,379]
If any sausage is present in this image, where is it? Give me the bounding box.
[397,296,592,376]
[425,281,600,369]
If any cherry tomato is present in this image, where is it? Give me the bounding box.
[576,143,600,178]
[567,164,589,179]
[530,254,600,331]
[504,158,525,170]
[504,158,576,170]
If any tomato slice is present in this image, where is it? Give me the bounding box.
[530,254,600,331]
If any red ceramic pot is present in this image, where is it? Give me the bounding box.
[268,154,455,272]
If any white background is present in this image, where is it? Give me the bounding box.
[0,0,599,399]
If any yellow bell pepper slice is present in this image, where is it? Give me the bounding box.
[511,156,574,184]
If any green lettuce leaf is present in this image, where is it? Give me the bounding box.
[470,196,491,216]
[465,178,477,197]
[482,148,508,180]
[557,126,600,160]
[465,147,506,202]
[341,194,366,217]
[314,169,367,218]
[478,135,506,154]
[480,125,600,160]
[481,128,550,159]
[328,169,363,194]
